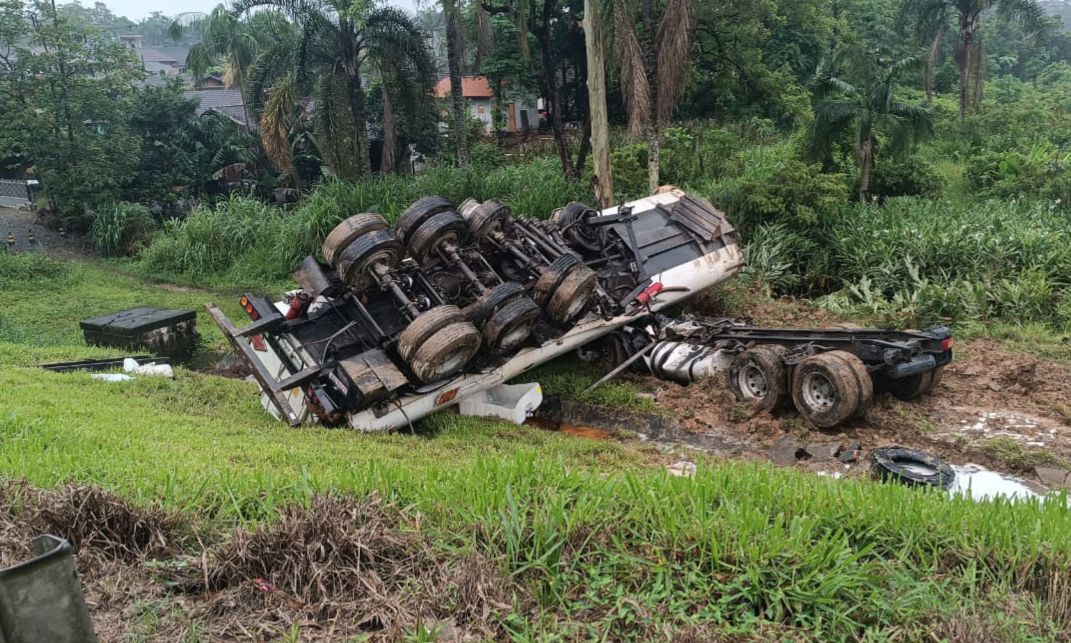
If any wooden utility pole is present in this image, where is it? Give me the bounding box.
[583,0,613,208]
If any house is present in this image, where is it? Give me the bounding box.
[183,88,252,128]
[119,33,190,82]
[433,75,538,134]
[200,74,226,89]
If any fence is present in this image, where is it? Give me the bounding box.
[0,180,32,208]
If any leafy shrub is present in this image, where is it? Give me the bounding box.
[91,202,156,257]
[868,156,943,200]
[966,146,1071,204]
[712,159,850,230]
[609,142,649,199]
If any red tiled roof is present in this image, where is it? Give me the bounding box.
[434,75,494,99]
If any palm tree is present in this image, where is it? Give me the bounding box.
[902,0,1045,117]
[232,0,435,179]
[602,0,696,194]
[442,0,469,166]
[807,51,933,201]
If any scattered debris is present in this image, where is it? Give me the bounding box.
[90,373,132,383]
[839,440,862,463]
[40,355,164,373]
[666,461,697,477]
[80,307,198,362]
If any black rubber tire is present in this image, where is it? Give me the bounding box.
[469,199,512,240]
[408,322,482,383]
[397,305,466,362]
[791,351,874,428]
[545,263,597,323]
[336,229,405,290]
[396,196,456,246]
[556,202,601,253]
[531,254,582,306]
[871,447,956,489]
[321,213,388,267]
[482,296,541,356]
[888,370,937,401]
[408,210,469,266]
[728,345,790,412]
[465,282,526,327]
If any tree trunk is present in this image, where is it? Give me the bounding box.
[346,68,370,179]
[537,1,577,179]
[583,0,613,207]
[924,31,941,104]
[643,0,660,194]
[957,11,980,118]
[381,83,396,174]
[859,135,874,202]
[444,0,469,167]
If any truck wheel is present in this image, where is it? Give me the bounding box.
[408,210,469,266]
[465,282,526,327]
[408,322,482,383]
[322,213,388,266]
[397,305,466,362]
[482,297,541,356]
[791,351,873,428]
[336,229,405,290]
[555,202,601,253]
[469,199,512,240]
[546,264,597,324]
[729,345,789,412]
[872,447,955,489]
[531,255,582,305]
[887,370,937,401]
[396,196,455,245]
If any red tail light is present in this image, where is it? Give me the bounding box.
[239,295,260,320]
[940,337,955,351]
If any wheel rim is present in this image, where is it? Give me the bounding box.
[738,364,769,399]
[432,350,469,380]
[563,293,589,319]
[801,372,837,412]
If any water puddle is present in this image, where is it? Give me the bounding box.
[949,465,1041,502]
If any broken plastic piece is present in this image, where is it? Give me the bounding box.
[459,382,543,424]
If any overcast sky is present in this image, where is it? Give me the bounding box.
[64,0,422,22]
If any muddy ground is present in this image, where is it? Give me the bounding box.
[588,292,1071,491]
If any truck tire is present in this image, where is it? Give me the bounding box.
[555,202,601,253]
[545,264,597,324]
[336,229,405,291]
[397,305,466,362]
[871,447,955,489]
[408,210,469,266]
[322,213,388,267]
[791,351,873,428]
[531,254,582,305]
[469,199,512,240]
[887,369,937,401]
[729,344,789,412]
[465,282,526,327]
[408,322,482,383]
[396,196,455,245]
[482,297,541,356]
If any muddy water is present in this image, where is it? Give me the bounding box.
[950,465,1042,502]
[526,417,614,440]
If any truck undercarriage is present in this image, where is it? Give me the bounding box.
[208,189,953,431]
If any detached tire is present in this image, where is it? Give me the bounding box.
[872,447,955,489]
[322,213,388,267]
[408,322,482,383]
[791,351,873,428]
[728,345,789,412]
[397,305,466,362]
[483,297,541,356]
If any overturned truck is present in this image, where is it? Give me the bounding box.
[208,189,953,431]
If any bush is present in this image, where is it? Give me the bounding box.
[90,202,156,257]
[711,159,850,230]
[868,156,943,200]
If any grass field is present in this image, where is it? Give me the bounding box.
[2,251,1071,640]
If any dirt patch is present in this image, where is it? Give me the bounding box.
[622,338,1071,485]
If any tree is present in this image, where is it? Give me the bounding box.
[583,0,612,206]
[603,0,697,194]
[443,0,469,166]
[232,0,434,180]
[903,0,1046,116]
[807,50,933,200]
[0,0,140,222]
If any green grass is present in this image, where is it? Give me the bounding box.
[3,253,1071,639]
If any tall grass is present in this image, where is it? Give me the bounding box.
[139,160,588,289]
